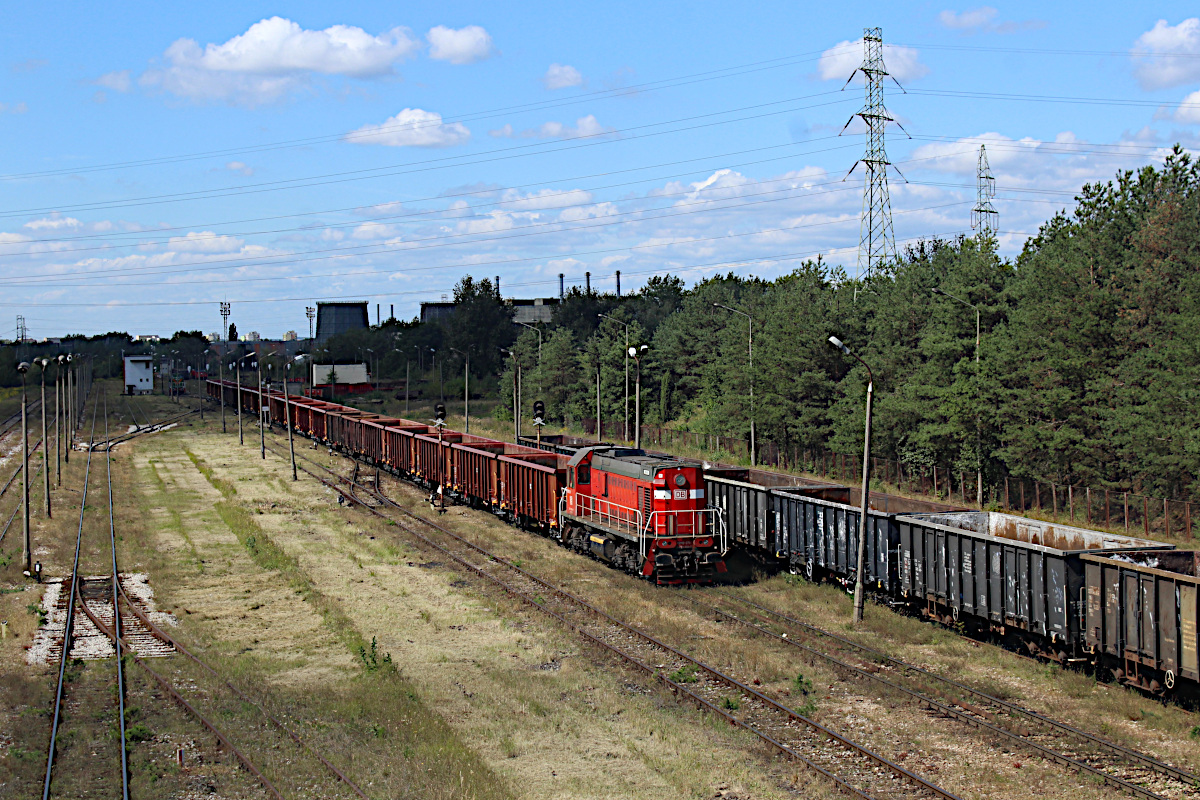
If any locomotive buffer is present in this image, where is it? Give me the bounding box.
[559,446,727,584]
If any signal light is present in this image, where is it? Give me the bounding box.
[435,403,446,421]
[533,400,545,423]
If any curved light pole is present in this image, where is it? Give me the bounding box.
[932,287,983,507]
[714,303,756,466]
[627,344,649,450]
[233,352,255,445]
[828,336,874,625]
[35,359,50,518]
[16,361,30,575]
[500,348,521,442]
[55,355,66,486]
[598,313,630,442]
[284,360,297,480]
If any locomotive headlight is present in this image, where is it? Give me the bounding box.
[674,473,687,488]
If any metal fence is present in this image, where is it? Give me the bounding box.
[635,424,1199,542]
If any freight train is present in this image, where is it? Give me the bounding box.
[207,379,1200,697]
[207,380,726,584]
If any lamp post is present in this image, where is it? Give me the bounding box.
[284,361,297,480]
[828,336,874,625]
[500,348,521,442]
[627,345,648,450]
[258,357,265,460]
[932,287,983,507]
[598,313,630,442]
[35,359,50,518]
[55,356,64,486]
[450,348,470,433]
[714,303,756,467]
[516,321,543,407]
[365,348,374,388]
[17,362,30,576]
[64,359,71,462]
[233,353,254,445]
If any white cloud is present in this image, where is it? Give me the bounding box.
[351,221,397,239]
[500,188,593,211]
[24,216,81,231]
[95,70,132,92]
[225,161,254,176]
[818,40,929,83]
[1175,90,1200,124]
[491,115,613,139]
[166,231,245,253]
[0,232,31,244]
[0,101,28,114]
[543,63,583,89]
[140,17,419,104]
[1133,19,1200,90]
[347,108,470,147]
[938,7,1046,34]
[427,25,494,65]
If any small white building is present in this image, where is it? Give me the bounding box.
[312,363,369,385]
[123,356,154,395]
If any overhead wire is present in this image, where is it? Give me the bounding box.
[0,44,855,183]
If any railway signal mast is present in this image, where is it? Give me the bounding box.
[842,27,907,281]
[971,145,998,236]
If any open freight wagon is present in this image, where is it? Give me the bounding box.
[896,511,1170,661]
[1083,550,1200,694]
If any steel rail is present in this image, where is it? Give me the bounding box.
[99,408,199,450]
[72,575,284,800]
[0,436,43,500]
[42,393,99,800]
[102,394,131,800]
[692,595,1173,800]
[0,452,45,547]
[265,436,960,800]
[0,396,42,440]
[716,590,1200,788]
[113,579,371,798]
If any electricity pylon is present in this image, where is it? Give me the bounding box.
[841,27,908,280]
[971,144,998,236]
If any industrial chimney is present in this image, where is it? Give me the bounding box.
[615,270,621,297]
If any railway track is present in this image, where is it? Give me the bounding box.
[699,591,1200,800]
[39,393,371,800]
[0,396,42,443]
[265,436,962,800]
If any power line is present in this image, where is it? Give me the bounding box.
[0,229,972,309]
[0,92,856,219]
[0,45,856,183]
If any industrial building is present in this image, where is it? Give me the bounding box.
[315,302,369,344]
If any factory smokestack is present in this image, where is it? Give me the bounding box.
[616,270,621,297]
[585,272,591,293]
[559,273,564,299]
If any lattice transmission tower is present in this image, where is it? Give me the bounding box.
[971,144,998,236]
[842,27,907,280]
[220,302,231,342]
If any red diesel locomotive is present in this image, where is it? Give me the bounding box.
[561,445,727,584]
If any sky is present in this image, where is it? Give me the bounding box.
[2,2,1200,340]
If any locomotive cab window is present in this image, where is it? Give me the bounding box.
[577,464,590,484]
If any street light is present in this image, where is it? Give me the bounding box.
[55,355,67,485]
[627,344,649,450]
[233,352,255,446]
[500,348,521,442]
[16,361,30,576]
[714,303,756,467]
[450,348,470,433]
[828,335,874,625]
[34,359,50,518]
[598,313,630,442]
[208,347,226,433]
[284,360,298,480]
[932,287,983,507]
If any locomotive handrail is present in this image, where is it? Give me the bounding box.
[570,493,644,533]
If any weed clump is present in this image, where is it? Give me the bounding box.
[358,636,394,673]
[792,672,817,716]
[668,664,699,683]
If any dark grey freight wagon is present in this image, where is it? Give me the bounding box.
[897,511,1169,659]
[705,474,899,591]
[1082,550,1200,694]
